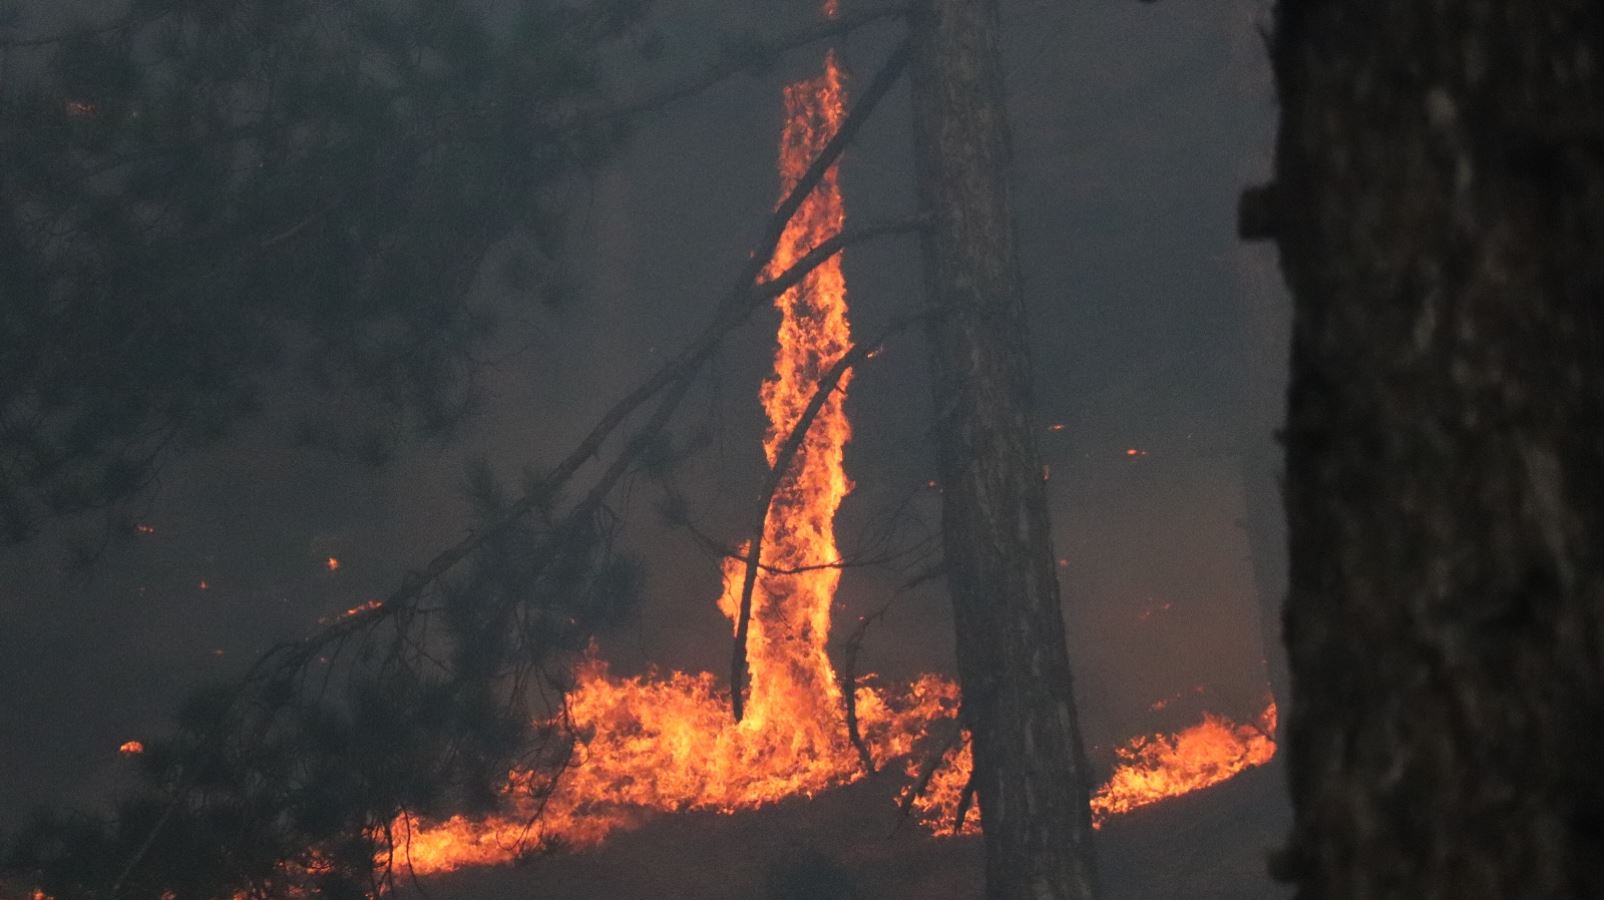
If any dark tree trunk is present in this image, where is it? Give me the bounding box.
[1262,3,1604,897]
[909,2,1098,898]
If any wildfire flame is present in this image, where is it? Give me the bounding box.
[904,699,1278,834]
[385,16,1278,881]
[1090,700,1277,825]
[393,33,937,877]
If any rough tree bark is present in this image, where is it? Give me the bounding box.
[909,2,1098,898]
[1257,3,1604,897]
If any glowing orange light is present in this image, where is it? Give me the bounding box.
[1125,447,1147,457]
[391,21,968,873]
[325,556,340,572]
[119,740,144,755]
[1089,700,1277,825]
[913,697,1278,834]
[1048,423,1067,432]
[378,4,1277,876]
[197,580,209,590]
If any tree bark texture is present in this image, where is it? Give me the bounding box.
[909,2,1098,898]
[1268,3,1604,898]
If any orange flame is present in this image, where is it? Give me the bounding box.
[118,740,144,755]
[381,16,1278,882]
[906,699,1277,834]
[1089,700,1277,825]
[392,39,918,877]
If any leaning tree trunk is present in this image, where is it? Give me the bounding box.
[1252,2,1604,897]
[909,2,1098,898]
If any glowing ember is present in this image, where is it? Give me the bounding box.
[133,523,156,535]
[321,599,382,624]
[118,740,144,755]
[1125,447,1147,458]
[325,556,340,572]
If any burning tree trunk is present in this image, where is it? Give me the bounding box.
[1255,2,1604,897]
[908,2,1098,898]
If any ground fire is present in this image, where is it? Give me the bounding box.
[385,25,1279,878]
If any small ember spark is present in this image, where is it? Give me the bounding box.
[1041,464,1051,481]
[118,740,144,755]
[1047,423,1066,432]
[1136,600,1174,622]
[197,580,209,591]
[133,523,156,535]
[1125,447,1147,458]
[325,556,340,572]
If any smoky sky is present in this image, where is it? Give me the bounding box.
[0,1,1289,895]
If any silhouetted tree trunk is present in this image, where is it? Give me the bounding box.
[1255,3,1604,897]
[909,2,1098,898]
